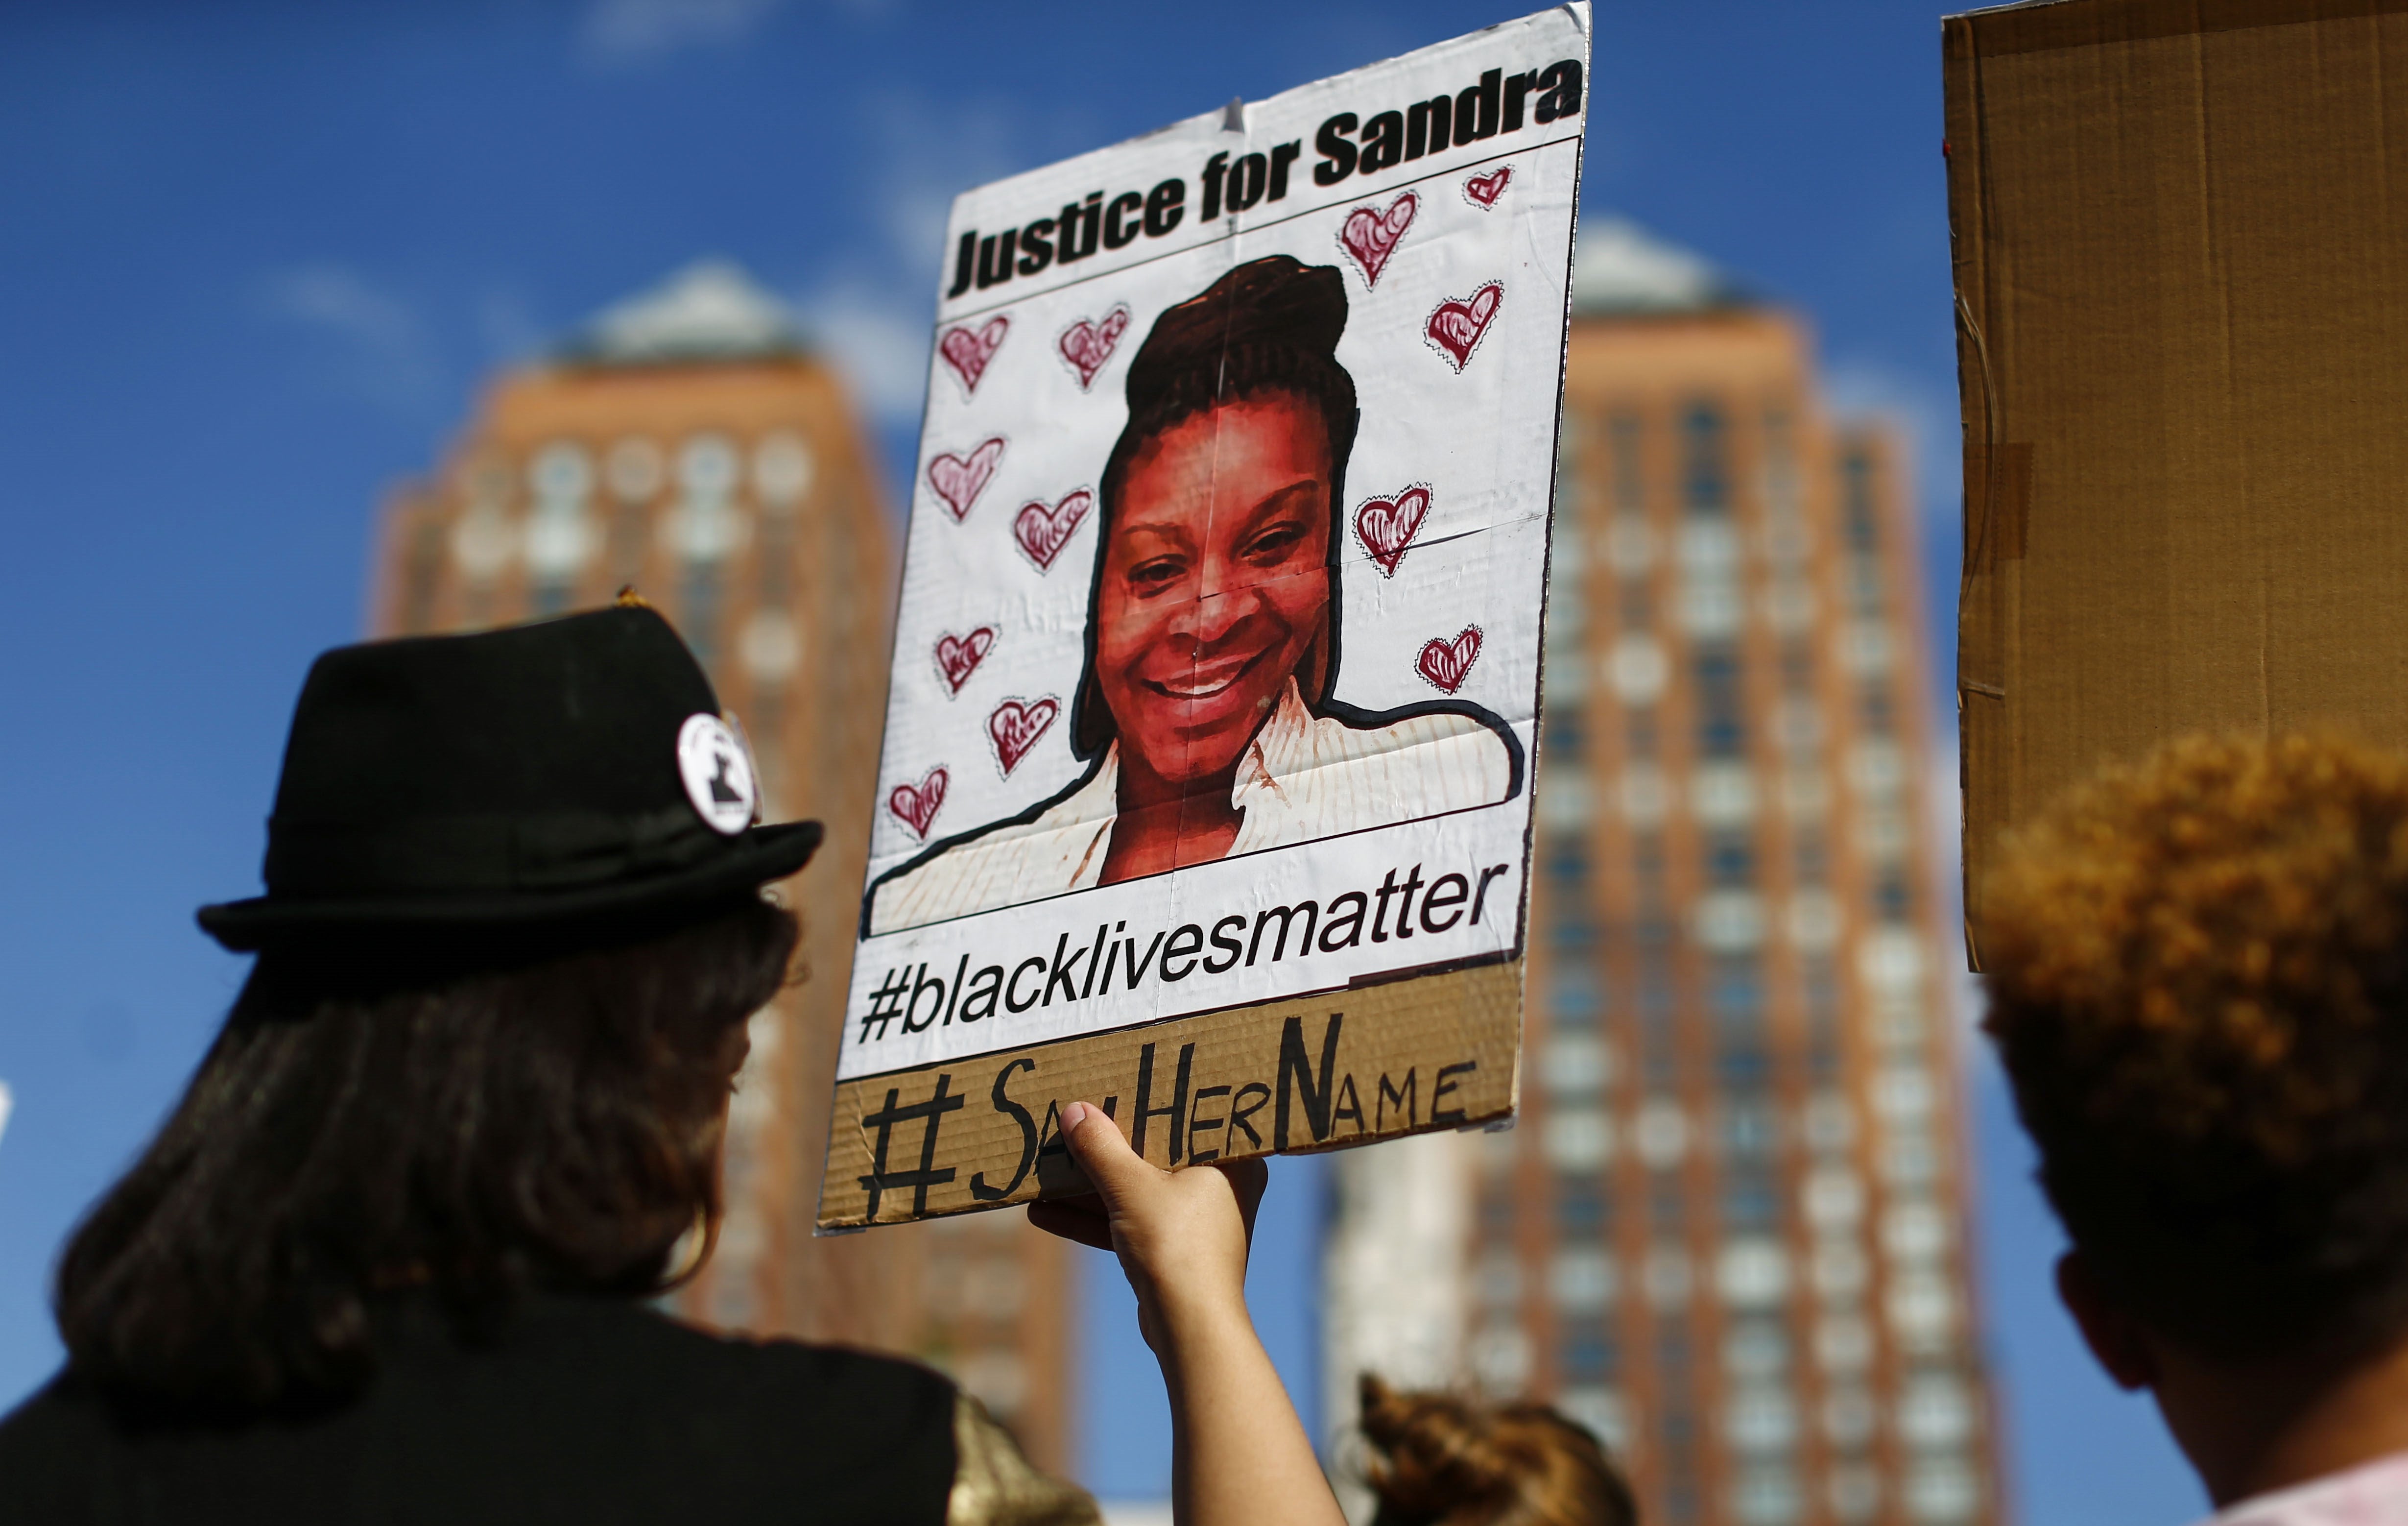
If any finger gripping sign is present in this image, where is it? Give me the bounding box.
[827,6,1589,1229]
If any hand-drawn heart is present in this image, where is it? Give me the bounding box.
[938,315,1010,393]
[988,697,1059,775]
[889,766,948,839]
[1057,305,1132,390]
[1426,282,1503,371]
[1416,626,1484,694]
[927,437,1005,522]
[1337,191,1418,289]
[1462,166,1513,210]
[1355,485,1431,578]
[934,627,997,694]
[1012,489,1094,571]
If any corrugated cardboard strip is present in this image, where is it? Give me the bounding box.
[818,959,1523,1229]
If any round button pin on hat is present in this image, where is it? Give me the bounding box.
[678,713,759,835]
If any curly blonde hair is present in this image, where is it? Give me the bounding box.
[1983,733,2408,1355]
[1357,1375,1635,1526]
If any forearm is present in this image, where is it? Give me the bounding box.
[1158,1299,1347,1526]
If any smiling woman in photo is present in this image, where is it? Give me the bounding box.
[870,255,1517,935]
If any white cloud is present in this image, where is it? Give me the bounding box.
[795,273,932,429]
[578,0,788,67]
[0,1080,13,1150]
[258,263,444,412]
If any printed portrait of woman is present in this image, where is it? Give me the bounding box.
[869,254,1520,935]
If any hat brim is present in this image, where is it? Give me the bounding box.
[196,820,823,953]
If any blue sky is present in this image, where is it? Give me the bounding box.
[0,2,2203,1518]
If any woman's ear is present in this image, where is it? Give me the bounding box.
[2058,1249,2159,1391]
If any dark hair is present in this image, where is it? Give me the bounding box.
[54,896,797,1411]
[1359,1375,1636,1526]
[1983,732,2408,1357]
[1074,255,1362,755]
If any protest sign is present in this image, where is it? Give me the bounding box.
[822,5,1589,1228]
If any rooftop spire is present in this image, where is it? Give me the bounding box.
[1571,217,1745,317]
[564,259,804,365]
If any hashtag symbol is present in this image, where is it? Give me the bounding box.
[858,967,910,1044]
[858,1073,967,1220]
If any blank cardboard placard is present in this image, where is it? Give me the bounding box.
[1947,0,2408,966]
[821,7,1590,1228]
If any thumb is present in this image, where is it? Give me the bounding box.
[1060,1100,1157,1213]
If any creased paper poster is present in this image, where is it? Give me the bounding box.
[821,5,1588,1228]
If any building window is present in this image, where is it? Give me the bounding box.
[1681,403,1729,512]
[680,564,723,666]
[1720,1095,1779,1157]
[1721,1172,1780,1228]
[1621,583,1655,630]
[1707,958,1764,1020]
[1906,1458,1981,1524]
[1611,413,1645,512]
[1860,682,1894,734]
[1546,833,1591,885]
[402,521,443,633]
[756,514,794,606]
[1544,702,1586,760]
[1656,1328,1693,1373]
[1544,1033,1612,1095]
[1547,965,1603,1025]
[1733,1464,1806,1525]
[1694,643,1745,756]
[1543,1108,1612,1170]
[1555,1180,1610,1235]
[1875,872,1913,922]
[1551,1249,1618,1311]
[1717,1047,1770,1087]
[1560,1320,1620,1381]
[1550,915,1601,952]
[1707,832,1757,886]
[1724,1317,1792,1378]
[1842,448,1879,551]
[1829,1464,1882,1523]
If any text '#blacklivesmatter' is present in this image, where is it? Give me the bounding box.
[855,858,1516,1046]
[944,56,1583,303]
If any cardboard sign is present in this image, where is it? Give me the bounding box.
[822,6,1589,1228]
[1945,0,2408,965]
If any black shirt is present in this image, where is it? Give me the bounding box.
[0,1294,958,1525]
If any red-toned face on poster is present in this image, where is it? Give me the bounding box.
[1094,392,1334,791]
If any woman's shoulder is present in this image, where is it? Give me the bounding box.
[1292,702,1519,806]
[0,1300,968,1526]
[512,1296,958,1431]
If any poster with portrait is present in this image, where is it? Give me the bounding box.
[820,5,1589,1228]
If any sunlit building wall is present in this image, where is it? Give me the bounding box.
[1328,223,1997,1526]
[366,263,1072,1470]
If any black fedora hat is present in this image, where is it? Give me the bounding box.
[198,603,821,952]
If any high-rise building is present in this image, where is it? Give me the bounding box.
[367,262,1073,1471]
[1327,222,1998,1526]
